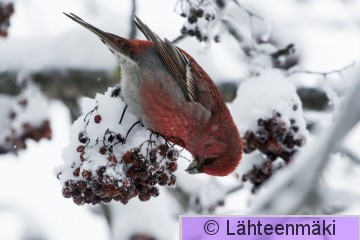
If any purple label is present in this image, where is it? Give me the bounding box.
[181,216,359,240]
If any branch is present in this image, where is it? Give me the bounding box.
[288,61,356,78]
[128,0,137,39]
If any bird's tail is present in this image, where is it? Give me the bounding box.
[63,12,130,55]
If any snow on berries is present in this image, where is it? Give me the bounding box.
[177,0,224,42]
[55,85,180,205]
[0,84,51,154]
[231,69,308,192]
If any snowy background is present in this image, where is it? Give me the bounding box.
[1,0,360,239]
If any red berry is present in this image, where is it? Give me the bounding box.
[167,162,178,172]
[122,151,134,164]
[99,146,107,155]
[73,167,80,177]
[138,193,151,201]
[77,145,85,153]
[94,115,102,123]
[81,170,92,180]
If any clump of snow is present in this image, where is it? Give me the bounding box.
[232,69,306,137]
[56,85,179,205]
[0,84,51,154]
[231,69,308,192]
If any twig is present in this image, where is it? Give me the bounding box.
[171,35,187,44]
[232,0,272,43]
[128,0,137,39]
[288,61,356,78]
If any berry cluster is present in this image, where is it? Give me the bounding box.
[243,110,305,163]
[179,2,221,42]
[241,109,306,192]
[0,2,14,37]
[0,92,52,154]
[57,86,180,205]
[4,119,52,152]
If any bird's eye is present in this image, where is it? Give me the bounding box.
[203,157,216,166]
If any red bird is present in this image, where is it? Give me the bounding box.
[64,13,243,176]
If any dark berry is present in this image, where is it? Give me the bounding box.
[168,174,177,187]
[158,173,169,186]
[158,144,169,156]
[188,29,195,36]
[73,167,80,177]
[291,126,299,133]
[94,115,102,123]
[255,129,268,143]
[149,187,159,197]
[258,118,265,126]
[196,9,204,17]
[261,160,272,175]
[73,196,85,205]
[273,110,282,117]
[76,145,85,153]
[99,146,107,155]
[167,162,178,172]
[122,151,134,164]
[81,170,92,180]
[138,193,151,201]
[167,149,179,161]
[188,15,197,24]
[78,132,88,143]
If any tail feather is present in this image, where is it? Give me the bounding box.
[63,12,128,53]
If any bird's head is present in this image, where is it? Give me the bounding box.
[186,120,243,177]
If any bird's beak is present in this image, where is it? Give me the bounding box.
[185,157,204,174]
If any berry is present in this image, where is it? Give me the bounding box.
[122,151,134,164]
[78,131,88,143]
[73,167,80,177]
[167,162,178,172]
[99,146,107,155]
[148,187,159,197]
[166,149,179,161]
[76,145,85,153]
[94,115,102,123]
[138,193,151,201]
[81,170,92,180]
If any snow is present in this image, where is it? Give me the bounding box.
[0,84,50,151]
[231,68,307,139]
[0,101,110,240]
[109,193,179,240]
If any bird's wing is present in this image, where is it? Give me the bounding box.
[133,16,199,102]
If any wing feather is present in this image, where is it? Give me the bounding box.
[134,16,199,102]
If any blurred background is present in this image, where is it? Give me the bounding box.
[1,0,360,239]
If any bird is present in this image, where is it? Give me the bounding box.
[64,13,243,176]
